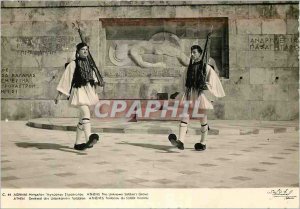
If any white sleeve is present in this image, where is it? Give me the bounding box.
[56,61,76,97]
[208,57,220,75]
[93,70,98,83]
[206,64,225,98]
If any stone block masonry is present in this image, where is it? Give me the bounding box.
[1,1,299,120]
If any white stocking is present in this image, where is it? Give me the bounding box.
[75,119,84,144]
[179,113,190,143]
[200,114,208,144]
[82,118,91,142]
[78,105,91,142]
[200,123,208,145]
[179,122,188,143]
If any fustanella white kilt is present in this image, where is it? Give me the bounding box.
[56,60,99,107]
[69,83,99,106]
[180,64,225,110]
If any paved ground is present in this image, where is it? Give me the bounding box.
[1,121,299,188]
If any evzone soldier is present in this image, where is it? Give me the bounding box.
[54,42,103,150]
[168,33,225,151]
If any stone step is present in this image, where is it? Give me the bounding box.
[26,118,299,136]
[136,108,204,121]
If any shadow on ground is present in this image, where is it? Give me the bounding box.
[15,142,87,155]
[117,141,180,153]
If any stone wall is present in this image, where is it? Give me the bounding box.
[1,1,299,120]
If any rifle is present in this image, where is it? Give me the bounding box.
[72,21,105,87]
[201,25,213,69]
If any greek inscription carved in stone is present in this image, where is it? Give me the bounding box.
[274,35,299,51]
[10,36,78,55]
[249,35,298,51]
[1,68,36,95]
[249,35,274,50]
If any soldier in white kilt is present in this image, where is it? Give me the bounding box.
[169,44,225,151]
[55,42,100,151]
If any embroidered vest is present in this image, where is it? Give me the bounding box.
[72,58,95,88]
[185,60,208,99]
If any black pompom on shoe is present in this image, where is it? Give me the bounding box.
[168,134,184,150]
[85,133,99,148]
[74,143,87,151]
[168,134,178,146]
[194,143,206,151]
